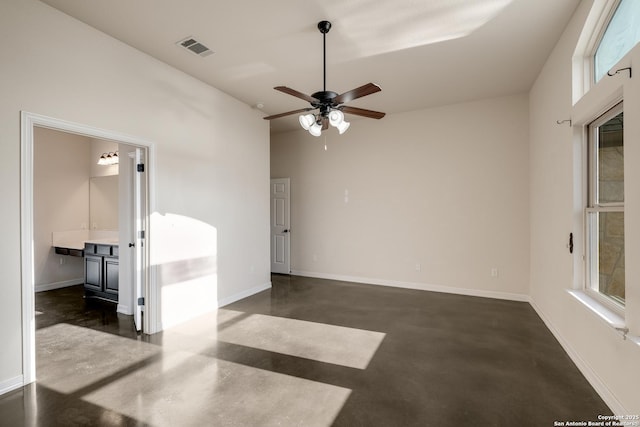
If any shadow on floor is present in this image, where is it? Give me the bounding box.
[35,284,138,339]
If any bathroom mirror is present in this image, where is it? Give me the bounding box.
[89,175,119,230]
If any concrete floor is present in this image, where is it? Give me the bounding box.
[1,275,610,426]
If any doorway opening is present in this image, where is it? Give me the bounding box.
[20,112,155,386]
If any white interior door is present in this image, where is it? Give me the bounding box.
[271,178,290,274]
[132,148,147,331]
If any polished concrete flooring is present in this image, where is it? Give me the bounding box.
[0,276,610,426]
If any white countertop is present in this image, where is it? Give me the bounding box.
[84,239,119,246]
[52,230,119,250]
[53,240,119,250]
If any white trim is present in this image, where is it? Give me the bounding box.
[21,112,36,385]
[567,290,639,345]
[35,278,83,293]
[572,0,621,102]
[117,304,133,315]
[529,298,626,415]
[291,270,530,302]
[217,281,272,308]
[0,376,24,396]
[20,111,158,387]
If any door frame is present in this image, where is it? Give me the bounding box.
[130,148,147,332]
[20,111,157,385]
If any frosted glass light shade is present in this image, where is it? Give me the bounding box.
[336,120,350,134]
[299,113,315,130]
[328,110,344,127]
[309,122,322,137]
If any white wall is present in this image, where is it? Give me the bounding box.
[271,94,530,299]
[0,0,270,389]
[33,127,90,289]
[529,0,640,414]
[89,175,119,231]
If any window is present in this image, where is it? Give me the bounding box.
[594,0,640,82]
[586,103,624,308]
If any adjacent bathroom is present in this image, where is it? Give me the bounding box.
[34,126,122,306]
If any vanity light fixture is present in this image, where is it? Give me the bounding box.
[97,151,119,166]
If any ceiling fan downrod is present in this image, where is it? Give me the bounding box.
[318,20,331,93]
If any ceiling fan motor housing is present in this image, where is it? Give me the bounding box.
[311,90,339,119]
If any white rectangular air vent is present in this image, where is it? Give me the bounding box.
[177,36,214,57]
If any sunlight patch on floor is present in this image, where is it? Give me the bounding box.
[36,323,161,395]
[36,320,353,427]
[82,351,351,427]
[217,309,386,369]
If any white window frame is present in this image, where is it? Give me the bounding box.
[573,0,620,100]
[584,102,624,315]
[591,0,623,84]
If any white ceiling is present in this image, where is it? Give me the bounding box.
[39,0,579,133]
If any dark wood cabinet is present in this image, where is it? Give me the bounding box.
[84,255,103,291]
[84,243,119,302]
[104,258,119,294]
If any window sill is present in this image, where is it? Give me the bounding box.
[567,290,640,345]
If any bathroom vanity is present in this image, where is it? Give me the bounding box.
[83,241,119,302]
[52,230,119,303]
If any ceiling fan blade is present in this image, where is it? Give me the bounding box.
[263,108,315,120]
[341,106,386,119]
[321,117,329,130]
[274,86,318,103]
[333,83,381,104]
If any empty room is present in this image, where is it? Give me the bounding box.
[0,0,639,426]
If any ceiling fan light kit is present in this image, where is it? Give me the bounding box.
[264,20,385,137]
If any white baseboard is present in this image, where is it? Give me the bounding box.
[0,375,24,396]
[218,281,272,308]
[35,278,83,293]
[290,270,530,302]
[117,304,132,315]
[528,299,625,415]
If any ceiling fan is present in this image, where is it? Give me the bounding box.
[263,20,385,136]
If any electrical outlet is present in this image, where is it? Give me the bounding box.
[491,267,499,277]
[415,263,421,272]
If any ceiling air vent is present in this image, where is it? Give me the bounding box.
[177,36,214,57]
